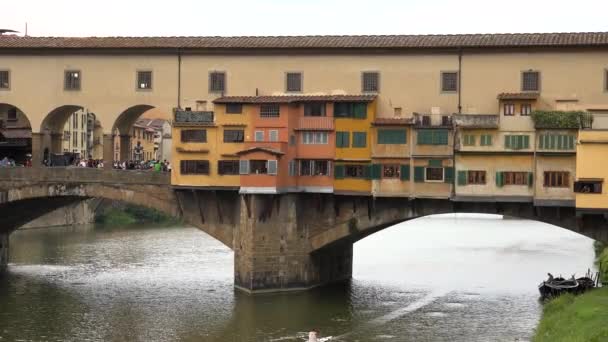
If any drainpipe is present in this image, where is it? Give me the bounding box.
[177,48,182,109]
[458,47,463,114]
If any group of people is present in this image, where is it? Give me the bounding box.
[112,159,172,172]
[75,158,104,168]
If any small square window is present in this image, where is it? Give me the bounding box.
[226,103,242,114]
[504,103,515,116]
[522,71,540,92]
[137,71,152,90]
[0,70,9,89]
[425,167,444,182]
[255,131,264,142]
[286,72,302,92]
[441,72,458,92]
[362,72,379,92]
[269,130,279,142]
[260,104,280,118]
[209,71,226,93]
[65,70,81,90]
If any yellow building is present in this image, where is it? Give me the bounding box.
[575,128,608,210]
[371,118,412,197]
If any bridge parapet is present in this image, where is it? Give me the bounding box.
[0,167,170,186]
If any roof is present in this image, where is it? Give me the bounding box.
[214,95,376,104]
[497,92,540,100]
[236,147,284,156]
[2,32,608,50]
[372,118,414,126]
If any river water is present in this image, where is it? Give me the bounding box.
[0,214,595,342]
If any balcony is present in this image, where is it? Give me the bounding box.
[173,109,214,127]
[452,114,499,129]
[295,117,334,131]
[413,113,452,128]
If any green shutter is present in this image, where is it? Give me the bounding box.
[505,135,511,149]
[444,167,454,183]
[528,172,534,187]
[557,135,563,150]
[434,130,449,145]
[400,164,410,181]
[371,164,381,180]
[334,165,345,179]
[353,132,367,148]
[414,166,425,182]
[353,103,367,119]
[496,172,504,187]
[550,135,556,149]
[568,135,575,149]
[428,159,442,167]
[378,130,406,144]
[523,135,529,149]
[417,131,426,145]
[363,165,372,180]
[539,135,545,149]
[457,170,468,185]
[336,131,350,147]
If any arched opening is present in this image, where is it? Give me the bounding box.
[112,105,172,169]
[0,103,32,165]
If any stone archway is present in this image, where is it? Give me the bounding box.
[0,103,33,165]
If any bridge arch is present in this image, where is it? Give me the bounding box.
[0,103,33,165]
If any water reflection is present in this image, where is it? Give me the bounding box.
[0,215,595,341]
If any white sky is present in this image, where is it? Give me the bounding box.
[3,0,608,37]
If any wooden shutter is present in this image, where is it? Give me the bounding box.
[400,164,410,181]
[370,164,382,179]
[528,172,534,187]
[353,103,367,119]
[444,167,454,183]
[505,135,511,149]
[523,135,529,149]
[334,165,345,179]
[414,166,425,182]
[428,159,442,167]
[457,170,468,185]
[239,160,249,175]
[495,172,504,187]
[363,165,372,180]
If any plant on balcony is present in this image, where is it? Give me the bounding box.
[530,110,591,129]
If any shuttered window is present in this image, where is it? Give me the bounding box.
[480,135,493,146]
[352,132,367,148]
[377,129,407,144]
[496,171,533,187]
[425,167,444,181]
[538,134,575,150]
[441,71,458,92]
[504,135,530,150]
[504,103,515,116]
[209,71,225,92]
[269,130,279,142]
[336,131,350,147]
[417,129,449,145]
[180,160,210,175]
[458,170,486,185]
[362,72,379,92]
[400,165,410,181]
[223,130,244,143]
[181,129,207,143]
[0,70,9,89]
[463,134,476,146]
[522,71,540,92]
[286,72,302,92]
[334,102,367,119]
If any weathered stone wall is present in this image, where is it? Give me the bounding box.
[20,199,97,229]
[0,233,8,270]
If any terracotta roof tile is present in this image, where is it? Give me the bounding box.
[372,118,414,125]
[3,32,608,50]
[236,147,284,156]
[497,92,540,100]
[213,95,376,104]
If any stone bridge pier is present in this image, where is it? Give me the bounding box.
[0,232,8,272]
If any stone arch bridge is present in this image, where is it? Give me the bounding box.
[0,167,606,293]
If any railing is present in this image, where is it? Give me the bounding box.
[173,110,214,126]
[452,114,499,128]
[297,116,334,131]
[413,113,453,128]
[580,113,594,129]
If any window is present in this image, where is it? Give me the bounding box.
[605,70,608,92]
[73,114,78,129]
[441,116,451,126]
[226,103,242,114]
[73,134,77,146]
[468,171,486,184]
[441,71,458,92]
[64,70,81,90]
[362,72,379,92]
[0,70,9,89]
[81,132,86,146]
[268,160,277,175]
[7,107,17,121]
[64,130,70,141]
[504,103,515,116]
[352,132,367,148]
[288,160,296,176]
[269,130,279,142]
[286,72,302,92]
[249,160,268,174]
[289,135,296,146]
[504,135,530,150]
[334,102,367,119]
[522,71,540,92]
[463,134,476,146]
[137,71,152,90]
[218,160,239,175]
[180,160,210,175]
[417,129,449,145]
[521,104,532,116]
[345,165,365,178]
[302,132,328,144]
[377,129,407,144]
[300,160,330,176]
[544,171,569,188]
[209,71,225,92]
[260,104,280,118]
[425,167,444,182]
[223,129,244,143]
[480,134,493,146]
[421,116,431,126]
[336,131,350,147]
[300,160,313,176]
[304,103,326,116]
[574,180,602,194]
[503,172,529,185]
[382,164,400,178]
[538,134,575,150]
[254,131,264,142]
[181,129,207,143]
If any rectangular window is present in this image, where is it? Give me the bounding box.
[574,180,603,194]
[345,165,365,178]
[334,102,367,119]
[73,133,77,146]
[302,132,328,144]
[73,114,78,129]
[382,164,401,178]
[64,130,70,141]
[65,70,81,90]
[180,160,210,175]
[336,131,350,147]
[503,172,529,185]
[538,134,575,150]
[605,70,608,92]
[300,160,313,176]
[425,167,444,182]
[209,71,226,93]
[362,72,379,92]
[480,134,493,146]
[467,170,486,184]
[269,130,279,142]
[289,134,296,146]
[218,160,239,175]
[300,160,330,176]
[377,129,407,144]
[226,103,242,114]
[504,135,530,150]
[260,104,280,118]
[288,160,296,176]
[352,132,367,148]
[522,71,540,92]
[441,71,458,92]
[286,72,302,92]
[304,103,326,117]
[137,71,152,90]
[421,115,431,126]
[223,129,244,143]
[417,129,449,145]
[0,70,9,89]
[463,134,476,146]
[254,131,264,142]
[504,103,515,116]
[250,160,268,174]
[267,160,278,175]
[520,104,532,116]
[239,160,250,174]
[181,129,207,143]
[544,171,569,188]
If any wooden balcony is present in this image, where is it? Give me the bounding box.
[295,116,334,131]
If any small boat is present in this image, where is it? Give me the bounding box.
[538,270,598,299]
